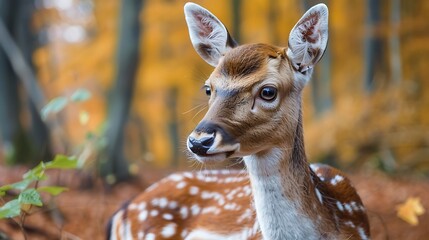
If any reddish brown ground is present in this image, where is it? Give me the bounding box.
[0,166,428,240]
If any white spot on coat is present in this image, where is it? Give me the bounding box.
[137,202,147,211]
[151,198,160,206]
[150,210,159,217]
[330,175,344,185]
[344,203,353,213]
[189,186,199,195]
[144,233,155,240]
[137,231,145,240]
[315,188,323,204]
[202,206,221,215]
[183,172,193,178]
[310,164,319,172]
[357,227,369,240]
[169,174,184,182]
[168,201,178,209]
[336,201,344,211]
[180,206,189,219]
[345,221,355,228]
[176,181,187,189]
[161,223,177,238]
[159,197,168,208]
[191,204,201,216]
[138,210,148,221]
[163,213,174,220]
[181,229,188,238]
[350,201,358,211]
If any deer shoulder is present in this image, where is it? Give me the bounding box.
[109,170,261,240]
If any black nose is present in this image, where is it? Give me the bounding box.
[188,135,215,155]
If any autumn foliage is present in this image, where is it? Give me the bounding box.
[25,1,429,172]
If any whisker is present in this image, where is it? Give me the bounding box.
[225,158,244,168]
[191,105,208,122]
[182,103,205,115]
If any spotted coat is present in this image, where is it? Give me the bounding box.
[108,165,370,240]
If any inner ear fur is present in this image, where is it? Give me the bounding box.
[286,4,328,74]
[184,2,237,67]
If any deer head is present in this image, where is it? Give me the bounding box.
[184,3,328,164]
[108,5,371,240]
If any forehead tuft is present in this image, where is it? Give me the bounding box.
[219,44,284,79]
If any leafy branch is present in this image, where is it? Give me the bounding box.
[0,155,78,239]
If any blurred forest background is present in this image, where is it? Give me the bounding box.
[0,0,429,181]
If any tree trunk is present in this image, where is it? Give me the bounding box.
[231,0,242,43]
[100,0,144,183]
[14,0,52,162]
[0,0,49,164]
[364,0,383,91]
[0,1,22,163]
[389,0,401,85]
[167,87,179,167]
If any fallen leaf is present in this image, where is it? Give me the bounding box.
[396,197,426,226]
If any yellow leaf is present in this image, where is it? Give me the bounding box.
[79,111,90,126]
[396,197,426,226]
[128,163,139,176]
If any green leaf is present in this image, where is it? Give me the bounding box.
[85,132,95,140]
[18,189,43,207]
[0,199,21,218]
[0,185,12,196]
[37,186,68,196]
[45,155,78,169]
[11,179,32,191]
[0,185,13,193]
[0,179,33,195]
[22,170,47,181]
[23,162,46,181]
[70,89,91,102]
[23,170,38,181]
[41,97,68,119]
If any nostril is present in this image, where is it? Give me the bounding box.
[188,135,214,156]
[200,136,214,147]
[188,137,197,147]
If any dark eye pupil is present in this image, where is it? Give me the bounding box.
[205,86,211,96]
[260,87,277,101]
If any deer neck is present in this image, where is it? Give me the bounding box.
[243,107,332,240]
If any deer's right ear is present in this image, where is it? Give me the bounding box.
[184,2,237,67]
[287,4,328,82]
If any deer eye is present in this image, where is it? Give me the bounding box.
[260,86,277,101]
[204,85,211,96]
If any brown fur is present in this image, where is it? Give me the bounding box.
[219,44,283,79]
[109,42,370,239]
[311,164,371,239]
[204,44,296,156]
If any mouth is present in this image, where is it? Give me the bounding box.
[191,150,236,164]
[186,132,241,164]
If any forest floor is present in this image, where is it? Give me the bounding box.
[0,166,428,240]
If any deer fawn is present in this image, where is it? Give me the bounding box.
[108,2,370,240]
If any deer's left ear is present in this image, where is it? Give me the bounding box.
[287,4,328,78]
[184,2,238,67]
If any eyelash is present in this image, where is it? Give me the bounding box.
[203,85,211,96]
